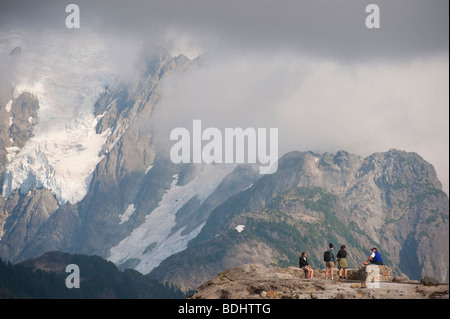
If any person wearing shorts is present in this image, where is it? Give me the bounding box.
[325,243,336,280]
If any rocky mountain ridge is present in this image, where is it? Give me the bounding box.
[0,42,260,277]
[150,150,449,291]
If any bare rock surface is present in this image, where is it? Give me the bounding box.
[189,264,449,299]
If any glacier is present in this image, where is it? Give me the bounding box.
[1,30,117,205]
[108,163,236,274]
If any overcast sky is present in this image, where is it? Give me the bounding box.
[0,0,448,59]
[0,0,449,193]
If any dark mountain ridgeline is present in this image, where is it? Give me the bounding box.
[0,251,184,298]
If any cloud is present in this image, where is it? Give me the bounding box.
[152,52,449,193]
[0,0,448,61]
[277,56,449,194]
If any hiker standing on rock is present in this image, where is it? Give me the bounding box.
[324,243,336,280]
[337,245,348,280]
[299,252,314,278]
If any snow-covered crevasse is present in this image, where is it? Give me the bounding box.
[108,163,236,274]
[0,30,118,205]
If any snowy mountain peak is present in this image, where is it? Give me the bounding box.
[1,31,117,205]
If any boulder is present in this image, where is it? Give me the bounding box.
[348,265,394,282]
[421,276,440,286]
[393,275,410,283]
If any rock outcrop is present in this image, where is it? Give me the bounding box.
[189,264,449,299]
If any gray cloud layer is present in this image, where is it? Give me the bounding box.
[1,0,448,60]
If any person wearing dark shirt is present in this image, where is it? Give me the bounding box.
[337,245,349,280]
[299,252,314,278]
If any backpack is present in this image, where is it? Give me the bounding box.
[323,250,331,262]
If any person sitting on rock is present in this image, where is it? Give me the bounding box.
[299,252,314,278]
[364,247,383,265]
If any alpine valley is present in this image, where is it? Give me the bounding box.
[0,29,448,295]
